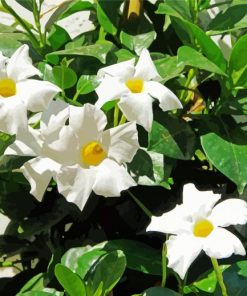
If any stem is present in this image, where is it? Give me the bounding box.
[33,0,46,48]
[119,113,127,125]
[127,190,152,218]
[161,242,167,287]
[180,68,195,104]
[211,258,228,296]
[1,0,40,49]
[72,90,80,101]
[113,105,120,127]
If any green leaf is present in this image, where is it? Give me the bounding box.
[0,155,32,173]
[154,56,184,82]
[15,0,33,11]
[46,41,114,64]
[52,66,77,89]
[97,0,123,35]
[55,264,86,296]
[48,25,71,50]
[104,239,162,276]
[143,287,181,296]
[207,4,247,35]
[201,119,247,193]
[114,48,135,62]
[19,290,64,296]
[215,261,247,296]
[188,265,229,293]
[148,117,196,160]
[156,0,191,21]
[171,18,227,72]
[0,132,15,156]
[177,46,227,76]
[19,273,45,293]
[76,75,98,95]
[0,23,16,33]
[0,33,28,57]
[88,250,126,294]
[229,34,247,88]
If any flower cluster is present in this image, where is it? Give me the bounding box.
[2,45,182,211]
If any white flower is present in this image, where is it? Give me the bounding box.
[146,183,247,279]
[5,100,69,201]
[6,102,139,211]
[45,103,139,211]
[0,44,60,135]
[95,49,183,132]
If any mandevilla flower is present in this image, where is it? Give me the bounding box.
[146,183,247,279]
[47,103,139,211]
[95,48,183,131]
[0,44,60,135]
[6,101,139,211]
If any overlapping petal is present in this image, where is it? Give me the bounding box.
[166,234,202,279]
[118,93,153,132]
[203,227,246,258]
[92,159,136,197]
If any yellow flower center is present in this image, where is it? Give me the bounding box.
[80,141,106,166]
[0,78,16,98]
[193,219,214,238]
[125,78,144,93]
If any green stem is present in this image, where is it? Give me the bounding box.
[180,68,195,104]
[211,258,228,296]
[113,105,120,127]
[32,0,46,48]
[72,90,80,101]
[1,0,40,49]
[119,113,127,125]
[161,242,167,287]
[127,190,152,218]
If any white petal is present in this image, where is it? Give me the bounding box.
[69,104,107,145]
[118,93,153,132]
[93,158,136,197]
[56,165,96,211]
[41,99,69,129]
[17,79,61,112]
[0,98,28,135]
[97,58,135,80]
[182,183,221,220]
[208,199,247,227]
[166,234,202,279]
[145,81,183,111]
[134,48,160,81]
[44,126,79,165]
[7,45,41,81]
[102,121,139,164]
[95,76,129,108]
[0,51,8,78]
[21,157,60,201]
[146,204,193,235]
[203,227,246,258]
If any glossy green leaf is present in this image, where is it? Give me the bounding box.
[207,4,247,35]
[48,25,71,50]
[154,56,184,82]
[143,287,181,296]
[172,18,227,72]
[104,239,162,275]
[97,0,122,35]
[76,75,98,95]
[229,34,247,88]
[46,41,114,64]
[88,250,126,294]
[215,261,247,296]
[18,273,45,293]
[0,132,15,156]
[156,0,191,21]
[55,264,86,296]
[148,118,196,160]
[201,120,247,193]
[177,46,227,76]
[52,66,77,89]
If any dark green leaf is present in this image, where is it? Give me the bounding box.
[0,155,32,173]
[48,25,71,50]
[177,46,227,76]
[19,273,45,293]
[52,66,77,89]
[15,0,33,11]
[55,264,86,296]
[154,56,184,82]
[143,287,181,296]
[156,0,191,21]
[46,41,114,64]
[229,34,247,88]
[148,117,196,160]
